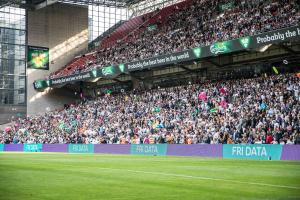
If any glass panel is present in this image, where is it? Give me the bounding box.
[88,5,130,42]
[0,6,26,106]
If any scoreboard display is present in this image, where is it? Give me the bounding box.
[27,46,49,70]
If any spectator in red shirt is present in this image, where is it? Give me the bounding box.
[266,134,274,144]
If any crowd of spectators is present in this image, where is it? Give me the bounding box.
[1,73,300,145]
[50,0,299,78]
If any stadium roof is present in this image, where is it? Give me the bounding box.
[0,0,145,8]
[58,0,144,7]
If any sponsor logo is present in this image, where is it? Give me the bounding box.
[34,81,43,89]
[118,64,125,73]
[136,145,158,154]
[210,41,231,55]
[69,144,93,153]
[91,69,97,77]
[239,36,250,48]
[131,144,167,155]
[192,47,201,58]
[232,146,267,157]
[73,145,89,152]
[24,144,42,152]
[102,66,114,76]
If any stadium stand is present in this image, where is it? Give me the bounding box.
[1,73,300,144]
[49,0,299,79]
[1,0,299,145]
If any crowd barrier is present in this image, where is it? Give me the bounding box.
[0,143,299,160]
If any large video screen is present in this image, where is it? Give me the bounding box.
[27,46,49,70]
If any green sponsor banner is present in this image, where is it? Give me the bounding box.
[24,144,43,152]
[68,144,94,153]
[34,26,300,90]
[33,80,50,90]
[223,144,282,160]
[47,65,122,87]
[130,144,167,156]
[0,144,4,151]
[27,46,49,70]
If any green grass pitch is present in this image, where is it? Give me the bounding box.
[0,152,300,200]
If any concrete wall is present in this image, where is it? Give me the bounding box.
[27,3,88,115]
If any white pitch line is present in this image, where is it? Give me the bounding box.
[97,167,300,190]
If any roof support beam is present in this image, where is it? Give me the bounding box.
[205,59,223,68]
[58,0,127,7]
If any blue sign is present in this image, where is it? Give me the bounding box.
[68,144,94,153]
[223,144,282,160]
[130,144,167,156]
[0,144,4,151]
[24,144,43,152]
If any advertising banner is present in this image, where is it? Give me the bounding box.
[223,144,282,160]
[50,72,92,86]
[24,144,43,152]
[167,144,222,157]
[252,26,300,47]
[130,144,167,156]
[94,144,131,154]
[68,144,94,153]
[33,79,50,90]
[1,143,299,160]
[4,144,24,152]
[42,144,68,153]
[125,49,199,71]
[281,145,300,161]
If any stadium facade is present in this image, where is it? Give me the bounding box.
[0,6,26,124]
